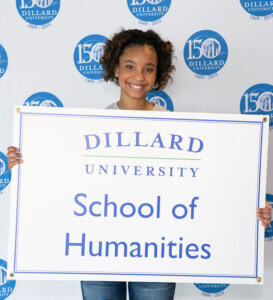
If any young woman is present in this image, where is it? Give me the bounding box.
[7,29,272,300]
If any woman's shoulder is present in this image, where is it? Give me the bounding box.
[152,104,168,111]
[105,102,119,109]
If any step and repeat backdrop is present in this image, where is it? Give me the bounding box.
[0,0,273,299]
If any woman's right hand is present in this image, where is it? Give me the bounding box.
[7,146,23,170]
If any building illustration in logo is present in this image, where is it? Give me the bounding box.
[127,0,171,22]
[0,159,5,176]
[265,194,273,241]
[16,0,61,26]
[0,152,11,192]
[240,0,273,17]
[240,83,273,129]
[184,30,228,76]
[36,0,53,8]
[74,34,107,81]
[0,45,8,79]
[202,39,221,58]
[146,90,174,111]
[0,267,7,285]
[23,92,63,107]
[0,259,16,299]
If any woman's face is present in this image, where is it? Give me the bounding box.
[115,44,158,102]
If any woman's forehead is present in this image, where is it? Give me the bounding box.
[119,44,158,63]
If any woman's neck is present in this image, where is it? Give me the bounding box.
[117,97,154,111]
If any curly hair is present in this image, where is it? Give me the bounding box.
[100,29,175,90]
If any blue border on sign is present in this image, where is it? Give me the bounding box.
[13,112,264,279]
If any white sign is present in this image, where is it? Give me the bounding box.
[8,106,269,284]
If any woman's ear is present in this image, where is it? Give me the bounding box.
[114,66,119,78]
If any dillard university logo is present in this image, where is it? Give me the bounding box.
[0,259,16,300]
[0,152,11,192]
[0,45,8,79]
[265,194,273,242]
[16,0,61,26]
[146,90,174,111]
[23,92,63,107]
[184,30,228,78]
[240,83,273,129]
[74,35,107,82]
[127,0,172,24]
[194,283,230,297]
[240,0,273,18]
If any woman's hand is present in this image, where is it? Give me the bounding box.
[256,201,272,228]
[7,146,23,170]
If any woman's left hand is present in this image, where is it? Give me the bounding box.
[256,201,272,228]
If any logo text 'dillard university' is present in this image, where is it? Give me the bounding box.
[16,0,61,26]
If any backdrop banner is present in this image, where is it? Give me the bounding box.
[8,106,269,284]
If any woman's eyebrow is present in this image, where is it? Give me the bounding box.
[123,60,156,67]
[124,60,135,64]
[146,63,156,67]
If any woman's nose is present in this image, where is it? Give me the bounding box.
[134,70,145,81]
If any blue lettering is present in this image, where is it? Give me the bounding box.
[201,244,211,259]
[84,134,100,150]
[158,167,165,176]
[121,165,130,175]
[89,241,102,256]
[104,194,117,217]
[138,203,154,218]
[172,204,187,219]
[146,166,155,176]
[85,164,94,174]
[99,164,108,174]
[188,137,203,153]
[189,197,199,219]
[89,201,101,217]
[65,233,85,256]
[190,168,199,177]
[150,133,165,148]
[120,202,136,218]
[134,131,148,147]
[104,132,111,148]
[130,242,142,257]
[177,167,186,177]
[74,193,87,216]
[134,166,142,175]
[169,134,183,150]
[117,132,130,147]
[167,241,177,258]
[105,241,128,257]
[186,243,199,259]
[145,242,158,257]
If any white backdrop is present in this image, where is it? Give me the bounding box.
[0,0,273,299]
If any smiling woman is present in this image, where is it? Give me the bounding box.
[115,44,158,107]
[100,29,175,111]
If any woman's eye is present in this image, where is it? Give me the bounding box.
[145,68,154,73]
[126,65,134,70]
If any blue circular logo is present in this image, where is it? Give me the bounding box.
[240,1,273,17]
[240,83,273,129]
[0,259,16,300]
[0,45,8,79]
[74,35,107,81]
[16,0,61,26]
[23,92,63,107]
[127,0,171,22]
[194,283,229,295]
[265,194,273,239]
[0,152,11,192]
[146,90,174,111]
[184,30,228,76]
